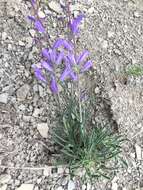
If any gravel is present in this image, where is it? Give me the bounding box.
[0,0,143,189]
[17,184,34,190]
[0,93,8,104]
[37,123,49,138]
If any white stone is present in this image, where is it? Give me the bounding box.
[33,108,42,117]
[43,167,51,176]
[87,183,91,190]
[112,182,118,190]
[88,7,95,14]
[108,31,114,38]
[94,87,100,94]
[82,184,86,190]
[19,41,25,46]
[114,49,121,55]
[38,11,45,18]
[0,133,3,139]
[17,184,34,190]
[68,180,76,190]
[38,85,44,97]
[57,167,64,174]
[0,175,11,184]
[8,44,12,50]
[102,40,108,49]
[29,29,36,37]
[135,144,142,160]
[2,32,7,40]
[17,84,30,101]
[48,1,62,14]
[134,11,140,18]
[0,93,8,104]
[37,123,49,138]
[57,187,64,190]
[0,184,7,190]
[71,4,81,11]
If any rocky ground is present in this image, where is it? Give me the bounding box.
[0,0,143,189]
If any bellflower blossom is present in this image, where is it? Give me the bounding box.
[31,0,36,6]
[53,38,74,51]
[32,65,47,83]
[50,75,58,94]
[28,0,45,33]
[70,14,84,35]
[33,47,68,94]
[60,50,93,81]
[28,16,45,33]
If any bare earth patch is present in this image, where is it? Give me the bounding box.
[0,0,143,189]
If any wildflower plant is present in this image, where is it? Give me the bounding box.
[28,0,124,181]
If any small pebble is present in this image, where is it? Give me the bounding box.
[48,1,62,14]
[17,184,34,190]
[135,144,142,160]
[0,93,8,104]
[19,41,25,46]
[134,11,140,18]
[68,180,76,190]
[37,123,49,138]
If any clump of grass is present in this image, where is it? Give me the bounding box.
[53,99,124,181]
[126,65,143,77]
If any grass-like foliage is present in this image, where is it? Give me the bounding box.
[126,65,143,77]
[53,99,124,181]
[29,0,125,181]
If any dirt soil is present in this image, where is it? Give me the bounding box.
[0,0,143,190]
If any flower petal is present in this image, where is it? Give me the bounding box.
[41,60,53,72]
[68,53,76,65]
[49,49,57,63]
[42,48,50,59]
[70,71,78,81]
[77,50,89,64]
[81,60,93,72]
[28,15,35,22]
[53,38,73,51]
[31,0,36,6]
[56,52,64,65]
[34,20,45,33]
[50,76,58,94]
[60,62,71,81]
[70,14,84,34]
[32,65,47,83]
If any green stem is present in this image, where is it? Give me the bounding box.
[77,76,84,137]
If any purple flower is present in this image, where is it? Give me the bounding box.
[60,51,93,82]
[31,0,36,6]
[35,20,45,33]
[70,71,78,81]
[41,48,65,66]
[53,38,73,51]
[28,15,35,22]
[42,48,50,59]
[81,60,93,72]
[70,14,84,35]
[48,49,57,63]
[28,15,45,33]
[41,60,53,72]
[67,53,76,65]
[77,50,89,64]
[32,65,47,83]
[50,76,58,94]
[56,52,64,65]
[60,63,71,81]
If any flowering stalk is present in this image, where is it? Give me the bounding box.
[29,0,93,114]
